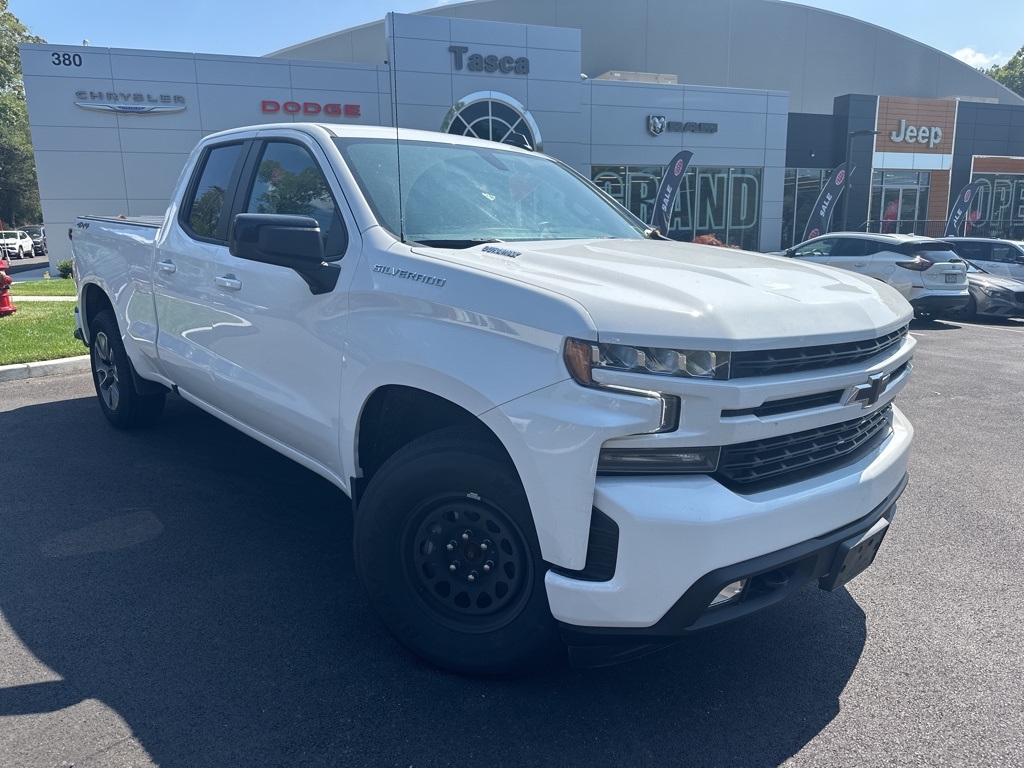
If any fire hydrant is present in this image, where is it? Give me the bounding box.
[0,259,18,317]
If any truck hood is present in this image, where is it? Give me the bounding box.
[411,239,912,348]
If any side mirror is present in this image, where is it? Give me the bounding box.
[230,213,340,295]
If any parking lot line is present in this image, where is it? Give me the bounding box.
[913,323,1024,337]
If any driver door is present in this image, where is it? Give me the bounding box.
[204,134,358,475]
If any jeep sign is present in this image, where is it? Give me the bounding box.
[890,119,942,149]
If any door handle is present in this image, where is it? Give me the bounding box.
[214,275,242,291]
[156,260,177,275]
[853,262,868,268]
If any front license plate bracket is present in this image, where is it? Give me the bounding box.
[819,517,890,591]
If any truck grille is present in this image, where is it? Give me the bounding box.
[1015,292,1024,304]
[729,327,908,378]
[714,405,893,493]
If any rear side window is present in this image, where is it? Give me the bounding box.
[182,143,245,242]
[833,239,878,257]
[952,241,990,261]
[990,244,1020,264]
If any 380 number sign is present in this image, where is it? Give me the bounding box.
[51,52,83,67]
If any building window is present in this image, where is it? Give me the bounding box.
[441,92,542,152]
[868,170,932,236]
[592,165,762,250]
[970,173,1024,239]
[781,168,836,248]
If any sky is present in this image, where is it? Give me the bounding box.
[9,0,1024,68]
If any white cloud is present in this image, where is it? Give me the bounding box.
[950,47,1008,69]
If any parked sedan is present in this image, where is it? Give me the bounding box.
[0,230,35,259]
[775,232,968,318]
[948,257,1024,320]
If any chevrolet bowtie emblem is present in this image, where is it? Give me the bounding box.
[846,372,892,408]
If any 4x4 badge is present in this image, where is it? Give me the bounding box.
[847,372,892,408]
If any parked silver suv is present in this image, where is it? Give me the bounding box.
[941,238,1024,282]
[777,233,969,318]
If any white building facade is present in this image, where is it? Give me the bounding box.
[22,12,787,265]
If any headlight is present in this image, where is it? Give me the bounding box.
[980,285,1014,300]
[563,338,731,384]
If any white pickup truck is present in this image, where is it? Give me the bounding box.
[73,123,914,674]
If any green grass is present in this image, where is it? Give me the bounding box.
[9,278,77,296]
[0,301,85,365]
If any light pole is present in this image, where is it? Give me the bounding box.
[841,130,880,232]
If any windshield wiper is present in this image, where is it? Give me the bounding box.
[413,238,504,249]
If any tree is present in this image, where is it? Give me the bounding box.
[986,45,1024,99]
[0,0,44,227]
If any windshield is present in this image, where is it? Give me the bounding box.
[20,226,42,236]
[334,138,647,244]
[0,232,19,240]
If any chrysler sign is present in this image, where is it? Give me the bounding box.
[74,90,186,114]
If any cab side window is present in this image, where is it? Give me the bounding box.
[182,143,245,242]
[242,141,348,260]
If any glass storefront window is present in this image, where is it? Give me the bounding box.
[781,168,837,248]
[592,164,762,250]
[869,170,931,236]
[970,173,1024,239]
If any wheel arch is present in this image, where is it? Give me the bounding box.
[80,281,115,345]
[352,384,513,506]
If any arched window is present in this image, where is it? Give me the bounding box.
[441,92,542,152]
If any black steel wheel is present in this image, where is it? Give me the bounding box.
[89,309,165,428]
[354,428,562,676]
[404,490,533,633]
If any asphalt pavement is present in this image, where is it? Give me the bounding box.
[1,318,1022,767]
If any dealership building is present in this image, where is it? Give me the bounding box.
[20,0,1024,266]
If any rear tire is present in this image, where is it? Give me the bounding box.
[89,309,165,428]
[354,428,562,676]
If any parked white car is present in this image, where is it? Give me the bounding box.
[0,230,35,260]
[776,233,968,318]
[942,237,1024,282]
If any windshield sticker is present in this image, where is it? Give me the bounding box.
[481,246,521,259]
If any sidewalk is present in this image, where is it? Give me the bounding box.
[10,295,77,301]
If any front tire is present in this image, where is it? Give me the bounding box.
[89,309,165,428]
[354,428,562,676]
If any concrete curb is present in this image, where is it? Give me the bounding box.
[0,355,91,382]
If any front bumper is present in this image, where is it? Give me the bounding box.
[546,405,912,660]
[976,294,1024,318]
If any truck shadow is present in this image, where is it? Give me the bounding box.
[0,392,867,767]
